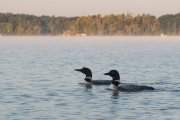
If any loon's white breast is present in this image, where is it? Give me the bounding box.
[108,84,118,90]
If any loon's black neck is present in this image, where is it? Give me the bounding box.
[112,79,120,86]
[84,73,92,84]
[109,78,120,90]
[84,76,92,82]
[112,76,120,86]
[112,75,120,81]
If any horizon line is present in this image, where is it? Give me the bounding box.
[1,11,180,18]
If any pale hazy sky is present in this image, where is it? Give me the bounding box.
[0,0,180,17]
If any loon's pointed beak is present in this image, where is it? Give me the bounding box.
[104,72,110,75]
[75,69,82,72]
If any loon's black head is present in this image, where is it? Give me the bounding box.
[104,70,120,80]
[104,70,120,88]
[75,67,92,83]
[75,67,92,77]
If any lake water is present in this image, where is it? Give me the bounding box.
[0,36,180,120]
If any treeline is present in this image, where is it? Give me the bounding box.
[0,12,179,35]
[0,13,76,35]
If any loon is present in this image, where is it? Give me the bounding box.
[104,70,154,92]
[75,67,111,85]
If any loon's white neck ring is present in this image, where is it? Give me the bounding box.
[84,77,92,85]
[114,79,120,82]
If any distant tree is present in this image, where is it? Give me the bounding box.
[0,12,179,35]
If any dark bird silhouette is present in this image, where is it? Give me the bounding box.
[75,67,111,85]
[104,70,154,92]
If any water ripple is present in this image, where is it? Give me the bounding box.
[0,36,180,120]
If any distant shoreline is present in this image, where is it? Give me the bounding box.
[1,35,180,37]
[0,12,180,36]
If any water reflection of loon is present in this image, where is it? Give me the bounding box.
[75,67,111,85]
[104,70,155,92]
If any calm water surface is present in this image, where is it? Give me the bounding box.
[0,36,180,120]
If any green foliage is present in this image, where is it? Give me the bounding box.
[0,12,179,35]
[159,13,180,35]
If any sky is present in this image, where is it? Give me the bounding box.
[0,0,180,17]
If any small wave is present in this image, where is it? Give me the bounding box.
[158,107,180,110]
[20,94,32,98]
[46,92,58,96]
[140,81,180,85]
[154,88,180,93]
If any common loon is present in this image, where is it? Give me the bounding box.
[104,70,154,92]
[75,67,111,85]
